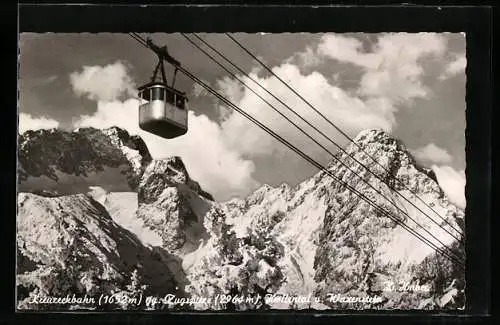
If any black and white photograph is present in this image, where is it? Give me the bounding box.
[17,32,467,311]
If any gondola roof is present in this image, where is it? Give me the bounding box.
[138,81,187,97]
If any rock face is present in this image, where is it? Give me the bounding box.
[312,129,465,309]
[137,157,213,251]
[18,127,152,194]
[184,129,465,310]
[17,127,465,311]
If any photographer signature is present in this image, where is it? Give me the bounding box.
[382,281,431,293]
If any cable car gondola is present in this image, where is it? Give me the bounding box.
[137,38,188,139]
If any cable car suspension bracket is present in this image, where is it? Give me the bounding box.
[146,37,181,87]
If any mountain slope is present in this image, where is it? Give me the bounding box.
[312,129,464,309]
[18,127,152,195]
[184,129,464,310]
[137,157,214,252]
[16,192,178,310]
[16,127,465,311]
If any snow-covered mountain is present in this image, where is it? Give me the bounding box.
[16,127,465,311]
[17,192,179,310]
[18,127,152,194]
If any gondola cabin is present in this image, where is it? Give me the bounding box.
[138,82,188,139]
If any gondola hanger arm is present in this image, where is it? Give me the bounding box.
[146,38,182,68]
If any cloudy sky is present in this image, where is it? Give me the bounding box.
[18,32,466,207]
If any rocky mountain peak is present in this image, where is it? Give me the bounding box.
[323,129,442,197]
[17,126,465,311]
[139,157,213,203]
[348,129,415,164]
[353,128,400,144]
[18,127,152,194]
[349,129,438,184]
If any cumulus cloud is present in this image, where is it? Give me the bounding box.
[70,61,136,102]
[287,46,323,68]
[317,34,376,68]
[197,32,465,191]
[219,65,395,158]
[215,44,418,161]
[19,113,59,133]
[439,53,466,80]
[318,33,447,104]
[69,33,460,200]
[412,143,453,164]
[410,143,464,209]
[410,143,465,208]
[212,33,452,162]
[73,98,258,201]
[69,61,259,200]
[431,165,466,209]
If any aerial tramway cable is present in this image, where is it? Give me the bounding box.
[225,33,464,237]
[128,33,465,267]
[180,34,463,260]
[129,32,464,267]
[185,33,463,245]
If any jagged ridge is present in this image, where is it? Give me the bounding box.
[18,127,152,193]
[16,127,465,311]
[16,192,178,310]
